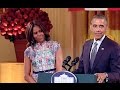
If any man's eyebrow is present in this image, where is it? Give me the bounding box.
[93,24,97,25]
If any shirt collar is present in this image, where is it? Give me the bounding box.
[37,41,47,46]
[93,35,105,43]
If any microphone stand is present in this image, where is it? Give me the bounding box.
[68,65,72,71]
[68,57,79,71]
[62,56,71,70]
[62,65,67,70]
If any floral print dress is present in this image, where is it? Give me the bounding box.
[24,40,60,82]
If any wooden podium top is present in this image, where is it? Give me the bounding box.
[0,63,26,83]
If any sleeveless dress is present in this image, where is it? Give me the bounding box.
[24,40,60,82]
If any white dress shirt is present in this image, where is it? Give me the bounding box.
[90,35,106,59]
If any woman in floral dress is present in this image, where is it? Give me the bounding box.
[24,19,63,83]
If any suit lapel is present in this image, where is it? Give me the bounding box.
[84,40,93,73]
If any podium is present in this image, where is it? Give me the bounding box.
[37,72,97,83]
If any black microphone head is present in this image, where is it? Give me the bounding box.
[71,57,79,66]
[66,56,71,62]
[62,56,71,68]
[62,60,68,66]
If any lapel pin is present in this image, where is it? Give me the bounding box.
[101,48,104,50]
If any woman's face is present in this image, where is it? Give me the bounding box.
[33,25,45,43]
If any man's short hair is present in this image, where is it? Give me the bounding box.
[91,14,108,24]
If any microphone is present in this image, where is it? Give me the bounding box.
[71,57,79,66]
[68,57,79,71]
[65,56,71,63]
[62,56,71,70]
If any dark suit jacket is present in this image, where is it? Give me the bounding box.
[74,36,120,83]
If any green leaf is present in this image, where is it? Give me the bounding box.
[9,36,14,42]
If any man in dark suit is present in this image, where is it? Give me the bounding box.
[73,14,120,83]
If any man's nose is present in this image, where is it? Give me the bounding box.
[96,27,101,31]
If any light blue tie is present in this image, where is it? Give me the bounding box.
[90,42,98,69]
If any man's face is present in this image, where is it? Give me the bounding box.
[90,18,108,40]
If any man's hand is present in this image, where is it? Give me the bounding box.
[94,73,108,83]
